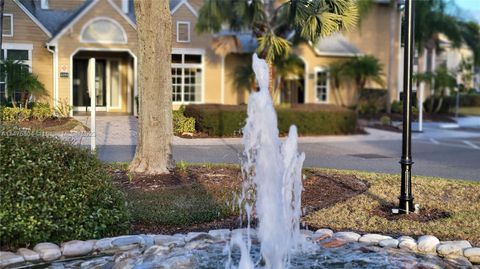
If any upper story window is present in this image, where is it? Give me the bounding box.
[41,0,49,9]
[2,14,13,37]
[315,69,328,103]
[80,18,127,44]
[176,22,190,43]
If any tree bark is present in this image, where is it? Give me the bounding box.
[130,0,174,175]
[386,0,398,113]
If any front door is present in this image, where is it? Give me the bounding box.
[73,59,106,109]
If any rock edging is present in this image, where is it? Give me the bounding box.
[0,230,478,268]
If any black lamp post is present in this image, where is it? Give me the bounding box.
[399,0,415,214]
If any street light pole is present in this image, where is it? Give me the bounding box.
[399,0,415,214]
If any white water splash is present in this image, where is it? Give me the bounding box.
[229,54,306,269]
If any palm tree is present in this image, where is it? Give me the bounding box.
[0,59,47,107]
[414,0,462,73]
[196,0,359,95]
[330,55,385,111]
[232,53,304,102]
[415,66,456,113]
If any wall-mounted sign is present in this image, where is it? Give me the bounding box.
[60,64,69,78]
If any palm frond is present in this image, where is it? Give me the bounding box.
[257,33,291,62]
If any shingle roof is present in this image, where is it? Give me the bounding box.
[18,0,94,35]
[17,0,188,36]
[313,33,361,56]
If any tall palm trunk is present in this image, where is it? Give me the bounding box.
[130,0,174,175]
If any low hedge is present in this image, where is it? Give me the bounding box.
[0,125,130,248]
[185,104,357,136]
[424,94,480,113]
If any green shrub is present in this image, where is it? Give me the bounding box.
[380,115,391,126]
[185,104,357,136]
[31,103,54,121]
[0,126,130,248]
[185,104,247,137]
[424,94,480,113]
[173,106,196,135]
[358,89,387,116]
[55,99,72,118]
[391,100,403,114]
[1,106,31,122]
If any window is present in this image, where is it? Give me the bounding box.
[171,52,202,102]
[122,0,129,13]
[41,0,49,9]
[315,70,328,103]
[2,14,13,37]
[176,22,190,43]
[0,45,33,101]
[81,18,127,44]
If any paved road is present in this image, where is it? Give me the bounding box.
[75,116,480,181]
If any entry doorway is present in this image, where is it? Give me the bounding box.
[72,50,135,114]
[73,59,107,108]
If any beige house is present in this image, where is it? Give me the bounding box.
[1,0,402,114]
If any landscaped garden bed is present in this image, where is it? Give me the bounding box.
[110,164,480,247]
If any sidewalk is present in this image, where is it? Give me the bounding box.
[73,115,402,146]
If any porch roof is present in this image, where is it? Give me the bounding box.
[312,33,362,57]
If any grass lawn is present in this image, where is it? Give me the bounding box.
[304,168,480,246]
[114,164,480,246]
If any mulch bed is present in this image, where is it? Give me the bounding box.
[111,166,370,235]
[371,203,451,222]
[17,118,71,129]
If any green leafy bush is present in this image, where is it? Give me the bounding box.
[173,106,196,135]
[358,89,387,116]
[380,115,391,126]
[31,103,54,121]
[0,126,130,248]
[424,94,480,113]
[185,104,357,136]
[55,99,72,118]
[391,101,403,114]
[1,106,31,122]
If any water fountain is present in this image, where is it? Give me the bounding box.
[228,53,307,269]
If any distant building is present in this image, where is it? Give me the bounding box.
[1,0,402,114]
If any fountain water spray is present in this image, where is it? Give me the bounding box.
[230,54,306,269]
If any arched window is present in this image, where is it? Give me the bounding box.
[80,18,127,44]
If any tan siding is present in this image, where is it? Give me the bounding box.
[48,0,86,11]
[56,0,138,112]
[172,4,222,104]
[296,43,358,106]
[224,54,249,105]
[344,4,401,103]
[188,0,203,12]
[3,0,53,104]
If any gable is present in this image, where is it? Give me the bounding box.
[49,0,135,44]
[4,0,50,42]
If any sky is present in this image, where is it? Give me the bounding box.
[454,0,480,22]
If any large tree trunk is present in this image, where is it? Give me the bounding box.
[130,0,174,175]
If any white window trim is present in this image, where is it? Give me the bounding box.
[40,0,49,9]
[171,48,204,104]
[2,14,13,37]
[176,21,191,43]
[314,67,329,104]
[80,17,128,44]
[1,43,34,98]
[121,0,129,13]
